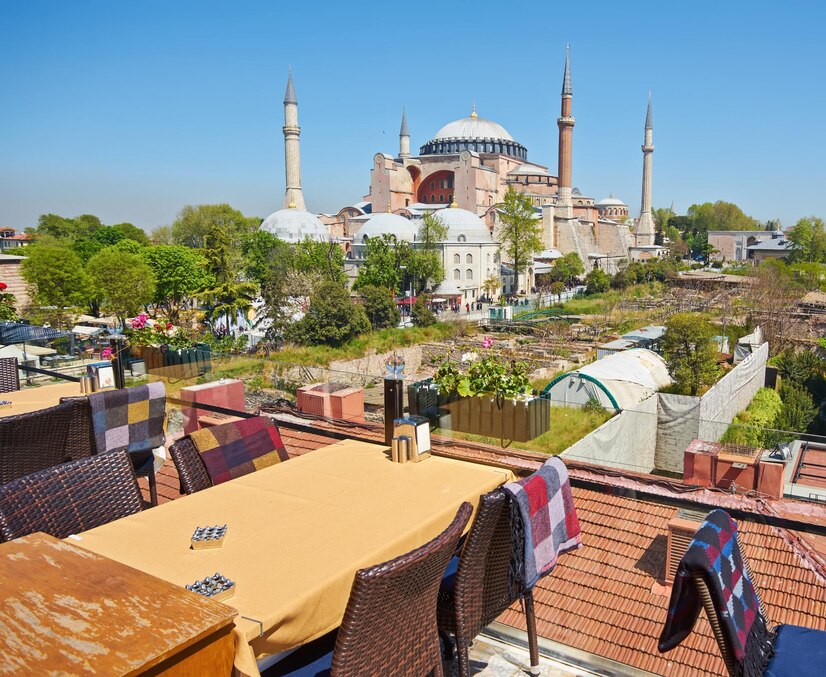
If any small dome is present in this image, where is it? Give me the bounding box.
[353,212,417,243]
[597,195,627,207]
[432,115,514,142]
[260,208,328,243]
[434,207,492,243]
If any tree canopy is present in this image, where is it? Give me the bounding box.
[496,188,543,275]
[354,234,400,291]
[285,281,369,346]
[87,247,156,324]
[786,216,826,263]
[359,285,401,330]
[140,245,213,322]
[170,204,260,249]
[21,245,91,311]
[661,312,720,396]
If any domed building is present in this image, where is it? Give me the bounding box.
[260,204,329,243]
[367,104,557,221]
[596,195,629,223]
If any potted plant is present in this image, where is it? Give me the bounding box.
[125,314,211,379]
[408,336,549,443]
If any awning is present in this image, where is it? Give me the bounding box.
[430,298,447,303]
[72,325,106,337]
[0,322,70,344]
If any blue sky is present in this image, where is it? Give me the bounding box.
[2,1,825,232]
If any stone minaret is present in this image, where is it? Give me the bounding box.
[399,109,410,159]
[635,94,656,246]
[556,46,575,207]
[282,69,305,210]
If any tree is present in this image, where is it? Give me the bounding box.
[550,281,565,302]
[293,238,347,284]
[775,383,818,436]
[745,261,804,354]
[353,234,400,291]
[661,313,720,396]
[584,268,610,295]
[550,252,584,286]
[33,213,103,241]
[0,282,17,321]
[201,225,257,329]
[141,245,213,322]
[483,274,500,300]
[411,294,437,327]
[242,231,288,286]
[413,212,448,289]
[87,247,156,325]
[496,188,543,278]
[787,216,826,264]
[170,204,260,249]
[21,245,91,311]
[359,285,401,330]
[286,281,370,346]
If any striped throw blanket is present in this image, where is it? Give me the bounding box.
[88,382,166,454]
[503,457,582,592]
[659,509,771,674]
[189,416,289,485]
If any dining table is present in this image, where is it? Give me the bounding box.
[0,380,84,417]
[73,438,514,676]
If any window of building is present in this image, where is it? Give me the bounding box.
[405,199,409,206]
[458,234,466,243]
[466,268,473,281]
[454,268,460,281]
[466,254,473,264]
[430,181,435,190]
[439,195,444,202]
[447,194,452,203]
[447,178,453,189]
[453,253,460,264]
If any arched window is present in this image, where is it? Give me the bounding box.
[454,268,460,281]
[447,194,452,203]
[466,268,473,281]
[466,254,473,264]
[458,234,466,243]
[439,195,444,202]
[486,253,491,263]
[453,253,460,264]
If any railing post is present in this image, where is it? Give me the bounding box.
[384,376,404,446]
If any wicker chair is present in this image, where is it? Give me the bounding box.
[0,357,20,393]
[659,509,826,676]
[0,449,144,542]
[437,489,540,677]
[0,399,94,485]
[268,501,473,677]
[168,435,212,495]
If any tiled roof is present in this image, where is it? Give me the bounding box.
[498,480,826,675]
[146,413,826,674]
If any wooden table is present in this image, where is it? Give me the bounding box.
[0,533,236,675]
[0,381,83,417]
[74,439,514,676]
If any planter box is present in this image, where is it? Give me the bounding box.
[139,344,212,380]
[408,379,549,443]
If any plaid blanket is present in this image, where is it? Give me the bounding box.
[88,382,166,454]
[659,509,771,673]
[503,457,582,592]
[189,416,289,485]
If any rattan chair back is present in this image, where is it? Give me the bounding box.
[168,436,212,494]
[0,399,94,485]
[0,357,20,393]
[330,501,473,677]
[0,449,144,542]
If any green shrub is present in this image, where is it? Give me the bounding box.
[721,388,783,446]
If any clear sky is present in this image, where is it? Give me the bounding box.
[2,1,824,232]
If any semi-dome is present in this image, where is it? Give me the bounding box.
[433,207,493,243]
[420,106,527,161]
[260,208,329,243]
[354,212,417,243]
[508,163,551,177]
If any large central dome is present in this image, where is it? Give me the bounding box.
[419,106,526,161]
[432,116,514,142]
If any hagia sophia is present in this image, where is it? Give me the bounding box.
[260,51,665,302]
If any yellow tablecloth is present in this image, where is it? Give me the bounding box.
[0,381,83,417]
[74,439,513,676]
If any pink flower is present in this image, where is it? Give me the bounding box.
[101,347,112,359]
[165,323,173,330]
[0,282,7,291]
[481,336,493,349]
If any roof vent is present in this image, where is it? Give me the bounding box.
[665,509,707,584]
